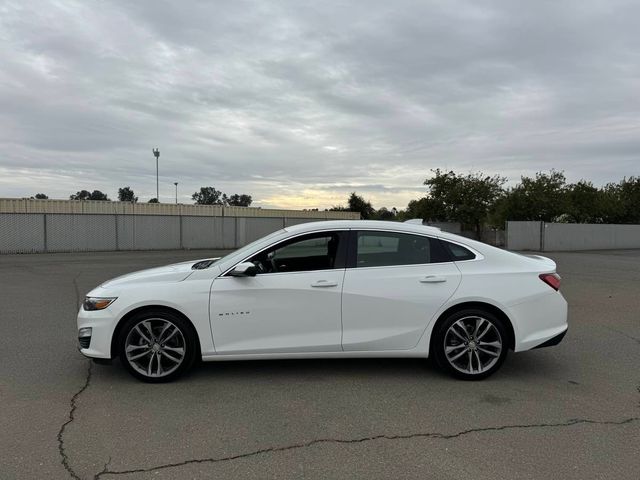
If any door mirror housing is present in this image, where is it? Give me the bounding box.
[229,262,257,277]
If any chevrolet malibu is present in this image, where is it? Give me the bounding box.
[77,220,568,382]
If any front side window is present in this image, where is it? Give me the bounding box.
[247,232,343,274]
[355,231,449,267]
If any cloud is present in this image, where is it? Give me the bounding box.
[0,0,638,207]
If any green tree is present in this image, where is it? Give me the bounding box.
[565,181,601,223]
[192,187,225,205]
[617,176,640,223]
[498,170,568,223]
[423,169,506,238]
[347,192,375,219]
[373,206,395,220]
[404,197,448,222]
[148,197,159,203]
[70,190,109,201]
[32,193,48,199]
[224,193,252,207]
[117,186,138,202]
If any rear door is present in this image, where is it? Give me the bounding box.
[341,230,461,351]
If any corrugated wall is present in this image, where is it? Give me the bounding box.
[0,200,359,254]
[0,198,358,218]
[506,221,640,251]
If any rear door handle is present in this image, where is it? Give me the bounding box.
[420,275,447,283]
[311,280,338,288]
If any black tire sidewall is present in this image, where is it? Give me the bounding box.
[117,310,198,383]
[433,309,509,380]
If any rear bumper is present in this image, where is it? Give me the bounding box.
[533,327,567,349]
[508,290,568,352]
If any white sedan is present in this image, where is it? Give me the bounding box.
[77,220,568,382]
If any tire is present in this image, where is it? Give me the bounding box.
[432,309,509,380]
[117,310,198,383]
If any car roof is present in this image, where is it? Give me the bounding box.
[285,220,444,236]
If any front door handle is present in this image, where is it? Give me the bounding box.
[420,275,447,283]
[311,280,338,288]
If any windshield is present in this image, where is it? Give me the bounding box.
[212,228,287,267]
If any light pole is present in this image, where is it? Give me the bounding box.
[174,182,178,204]
[152,148,160,202]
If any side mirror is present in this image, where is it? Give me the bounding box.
[229,262,257,277]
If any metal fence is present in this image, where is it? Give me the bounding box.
[0,199,359,254]
[506,221,640,251]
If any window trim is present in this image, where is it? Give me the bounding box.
[220,229,349,277]
[347,229,454,269]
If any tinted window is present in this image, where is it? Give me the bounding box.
[442,240,476,261]
[355,231,449,267]
[248,232,342,273]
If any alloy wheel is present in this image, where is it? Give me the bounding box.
[124,318,186,378]
[443,316,503,375]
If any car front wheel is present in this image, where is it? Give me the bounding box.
[433,309,509,380]
[117,310,198,383]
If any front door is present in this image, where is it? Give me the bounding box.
[210,231,348,354]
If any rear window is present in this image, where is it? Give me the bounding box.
[441,241,476,261]
[355,231,450,267]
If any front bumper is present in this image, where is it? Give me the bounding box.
[76,306,117,359]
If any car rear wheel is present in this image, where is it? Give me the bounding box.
[433,309,509,380]
[118,310,198,383]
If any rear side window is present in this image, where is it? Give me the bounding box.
[441,240,476,261]
[355,231,449,267]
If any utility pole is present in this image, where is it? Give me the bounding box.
[152,148,160,201]
[174,182,178,204]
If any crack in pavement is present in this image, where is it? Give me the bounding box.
[57,270,92,479]
[72,271,83,309]
[57,360,93,480]
[92,416,639,479]
[604,325,640,345]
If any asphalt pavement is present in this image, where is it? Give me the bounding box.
[1,248,639,479]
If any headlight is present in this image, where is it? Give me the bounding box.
[83,297,117,311]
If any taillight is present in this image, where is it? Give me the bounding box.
[539,273,561,291]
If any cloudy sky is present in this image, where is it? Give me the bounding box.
[1,0,639,209]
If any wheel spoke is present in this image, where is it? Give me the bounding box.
[473,350,483,372]
[478,340,501,349]
[163,346,184,354]
[478,346,499,357]
[476,322,493,340]
[467,350,473,373]
[445,344,466,353]
[161,326,178,343]
[157,322,172,342]
[160,350,182,363]
[126,344,148,352]
[141,321,156,342]
[156,355,163,376]
[450,324,469,342]
[129,349,151,361]
[135,325,152,344]
[147,352,155,376]
[447,347,468,362]
[473,318,485,338]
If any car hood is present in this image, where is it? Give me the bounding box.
[101,258,219,288]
